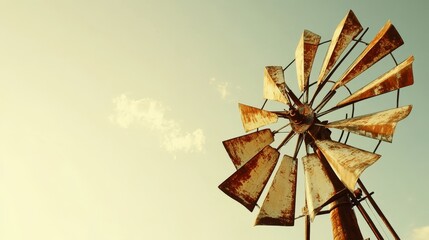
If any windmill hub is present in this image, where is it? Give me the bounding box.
[289,104,315,133]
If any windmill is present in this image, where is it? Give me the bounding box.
[218,10,413,240]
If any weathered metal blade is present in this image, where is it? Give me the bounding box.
[303,154,341,222]
[337,56,414,108]
[263,66,289,104]
[295,30,321,92]
[317,10,363,85]
[315,140,381,192]
[325,105,412,142]
[218,146,280,212]
[255,155,297,226]
[223,129,274,169]
[239,103,278,132]
[332,20,404,90]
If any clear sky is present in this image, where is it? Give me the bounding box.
[0,0,428,239]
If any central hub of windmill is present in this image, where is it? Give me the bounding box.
[289,104,315,134]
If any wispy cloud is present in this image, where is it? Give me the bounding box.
[109,94,205,154]
[412,225,429,240]
[209,77,231,99]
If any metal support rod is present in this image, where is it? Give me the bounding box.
[357,179,401,240]
[350,193,384,240]
[305,215,311,240]
[355,191,374,204]
[396,89,400,108]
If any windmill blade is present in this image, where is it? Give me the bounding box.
[223,129,274,169]
[239,103,278,132]
[325,105,412,142]
[218,146,280,212]
[318,10,363,85]
[315,139,381,192]
[303,154,343,222]
[336,56,414,108]
[332,20,404,91]
[255,155,297,226]
[295,30,321,92]
[264,66,289,104]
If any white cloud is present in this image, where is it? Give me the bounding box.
[209,77,230,99]
[412,225,429,240]
[162,128,205,153]
[109,94,205,153]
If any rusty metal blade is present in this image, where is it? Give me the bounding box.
[239,103,278,132]
[325,105,412,142]
[223,129,274,169]
[218,146,280,212]
[317,10,363,85]
[337,56,414,107]
[315,140,381,192]
[333,20,404,90]
[295,30,321,92]
[264,66,289,104]
[303,154,341,222]
[255,155,297,226]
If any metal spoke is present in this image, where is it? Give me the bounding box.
[276,131,296,151]
[310,27,369,107]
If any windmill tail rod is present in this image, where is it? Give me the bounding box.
[357,179,401,240]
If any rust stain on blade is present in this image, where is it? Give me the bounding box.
[302,154,340,222]
[333,20,404,90]
[223,129,274,169]
[263,66,289,104]
[255,155,297,226]
[218,146,280,212]
[315,140,381,192]
[295,30,321,92]
[337,55,414,107]
[239,103,278,132]
[318,10,363,85]
[325,105,412,142]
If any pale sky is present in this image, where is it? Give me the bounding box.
[0,1,428,239]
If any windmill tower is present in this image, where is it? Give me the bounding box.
[218,10,413,240]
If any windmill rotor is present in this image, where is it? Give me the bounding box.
[218,10,413,240]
